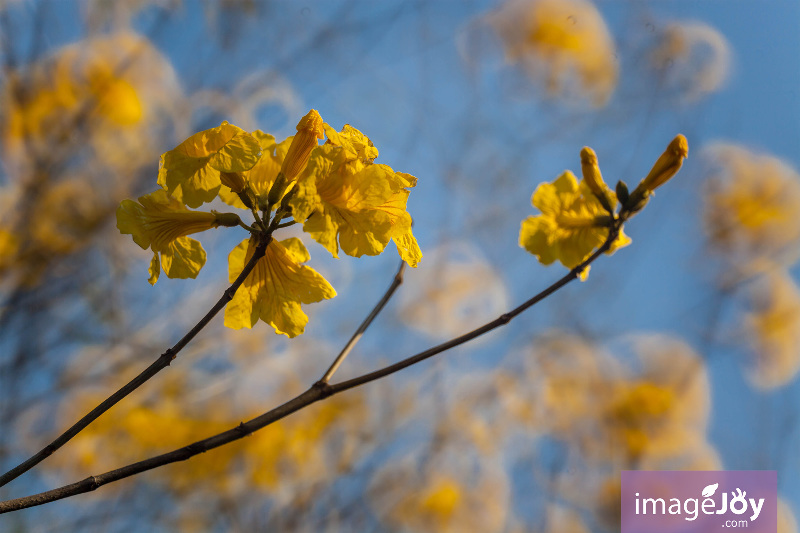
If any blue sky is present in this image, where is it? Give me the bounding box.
[2,0,800,529]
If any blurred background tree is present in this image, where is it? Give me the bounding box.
[0,0,799,531]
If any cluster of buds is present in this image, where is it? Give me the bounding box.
[580,134,689,220]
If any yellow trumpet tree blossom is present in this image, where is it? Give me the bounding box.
[157,121,263,208]
[224,237,336,337]
[116,189,237,284]
[519,170,630,280]
[290,123,422,267]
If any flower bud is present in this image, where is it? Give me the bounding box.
[279,109,324,182]
[212,211,242,228]
[640,134,689,192]
[580,146,615,214]
[219,171,246,193]
[580,147,606,197]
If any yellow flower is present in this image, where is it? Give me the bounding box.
[218,130,294,209]
[580,146,616,212]
[157,121,263,208]
[224,236,336,337]
[489,0,618,106]
[703,143,800,269]
[290,123,422,267]
[745,270,800,390]
[116,189,226,284]
[637,134,689,192]
[219,110,324,210]
[279,109,325,182]
[519,170,630,280]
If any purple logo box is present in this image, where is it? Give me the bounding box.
[621,470,777,533]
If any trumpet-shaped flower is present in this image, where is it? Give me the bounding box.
[290,123,422,267]
[519,170,630,279]
[280,109,325,182]
[116,189,226,284]
[218,110,325,210]
[489,0,618,106]
[157,121,262,208]
[638,134,689,193]
[225,237,336,337]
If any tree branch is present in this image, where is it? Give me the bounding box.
[318,260,406,384]
[0,223,621,513]
[0,235,272,488]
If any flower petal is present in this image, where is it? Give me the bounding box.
[157,122,262,208]
[225,238,336,337]
[160,236,207,279]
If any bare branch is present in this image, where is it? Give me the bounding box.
[0,235,272,488]
[0,223,621,513]
[319,260,406,384]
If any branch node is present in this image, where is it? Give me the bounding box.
[185,443,204,455]
[223,286,238,301]
[161,348,176,365]
[85,476,99,491]
[499,313,512,325]
[237,422,251,437]
[312,380,333,398]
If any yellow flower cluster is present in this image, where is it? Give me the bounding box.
[519,135,687,279]
[117,110,421,337]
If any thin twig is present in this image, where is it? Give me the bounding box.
[319,260,406,384]
[0,224,620,513]
[0,236,272,489]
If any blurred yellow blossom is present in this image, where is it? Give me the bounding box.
[532,332,710,464]
[744,270,800,389]
[116,189,229,284]
[0,228,18,272]
[543,505,591,533]
[398,241,509,339]
[369,450,509,533]
[30,180,109,255]
[1,32,181,176]
[489,0,618,106]
[779,499,799,533]
[224,237,336,337]
[519,170,630,280]
[157,121,263,208]
[650,21,732,102]
[61,370,367,500]
[704,143,800,270]
[290,123,421,267]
